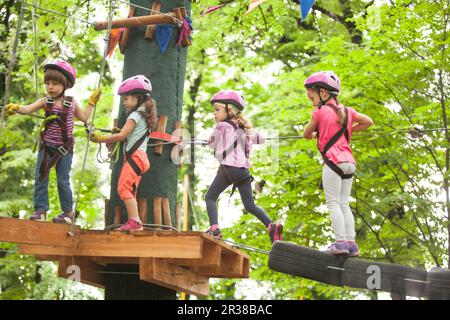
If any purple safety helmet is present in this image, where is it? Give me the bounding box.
[44,59,77,88]
[304,71,341,95]
[210,90,247,110]
[118,75,152,96]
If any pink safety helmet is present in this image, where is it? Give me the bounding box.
[44,59,77,88]
[210,90,247,110]
[304,71,341,95]
[118,75,152,96]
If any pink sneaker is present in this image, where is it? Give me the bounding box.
[115,219,143,231]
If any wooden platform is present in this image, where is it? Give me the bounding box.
[0,217,250,296]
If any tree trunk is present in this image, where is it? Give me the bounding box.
[106,0,191,300]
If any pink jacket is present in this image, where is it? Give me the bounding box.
[207,121,265,168]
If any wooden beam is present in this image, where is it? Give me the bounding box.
[196,253,245,278]
[104,198,110,227]
[139,258,209,296]
[19,233,203,259]
[171,240,221,267]
[95,13,176,31]
[175,203,181,230]
[58,256,105,288]
[144,2,161,40]
[138,198,148,224]
[0,217,78,247]
[173,121,184,167]
[153,197,162,225]
[162,197,172,226]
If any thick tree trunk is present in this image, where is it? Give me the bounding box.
[106,0,191,300]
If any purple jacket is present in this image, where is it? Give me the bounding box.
[207,121,265,168]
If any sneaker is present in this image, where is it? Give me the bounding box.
[268,222,283,243]
[206,227,222,238]
[115,218,143,231]
[52,212,74,224]
[347,241,360,257]
[29,210,46,222]
[326,241,349,255]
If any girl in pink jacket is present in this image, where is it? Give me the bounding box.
[205,90,283,243]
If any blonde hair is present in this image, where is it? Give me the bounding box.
[321,88,345,125]
[225,104,252,132]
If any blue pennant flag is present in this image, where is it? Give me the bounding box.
[300,0,315,20]
[156,25,175,54]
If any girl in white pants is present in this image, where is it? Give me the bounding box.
[303,71,373,256]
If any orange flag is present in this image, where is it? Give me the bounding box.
[106,28,124,58]
[244,0,267,15]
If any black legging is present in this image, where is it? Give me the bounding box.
[205,165,273,227]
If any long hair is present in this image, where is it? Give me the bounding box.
[135,94,158,131]
[226,104,252,132]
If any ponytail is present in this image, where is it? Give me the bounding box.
[333,96,346,125]
[234,112,252,132]
[135,94,158,131]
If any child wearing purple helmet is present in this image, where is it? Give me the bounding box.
[303,71,373,256]
[6,59,100,224]
[205,90,283,243]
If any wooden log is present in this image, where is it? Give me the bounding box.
[154,115,168,155]
[144,2,161,40]
[162,197,172,226]
[58,256,105,288]
[114,206,121,225]
[175,203,181,230]
[95,13,176,31]
[173,7,183,21]
[119,6,136,52]
[0,217,78,247]
[138,198,148,224]
[139,258,209,296]
[153,197,162,225]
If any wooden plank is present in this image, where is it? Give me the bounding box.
[144,2,161,40]
[175,203,181,230]
[58,256,105,288]
[153,197,162,225]
[139,258,209,296]
[19,233,203,259]
[138,198,148,224]
[154,115,168,155]
[0,217,79,247]
[197,253,245,278]
[91,256,139,266]
[171,240,221,267]
[35,254,60,261]
[162,197,172,226]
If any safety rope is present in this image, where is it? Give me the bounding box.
[0,1,27,135]
[69,0,115,237]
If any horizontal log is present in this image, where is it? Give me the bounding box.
[95,14,176,31]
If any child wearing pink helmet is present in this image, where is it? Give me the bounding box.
[5,59,101,224]
[303,71,373,256]
[90,75,157,231]
[205,90,283,243]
